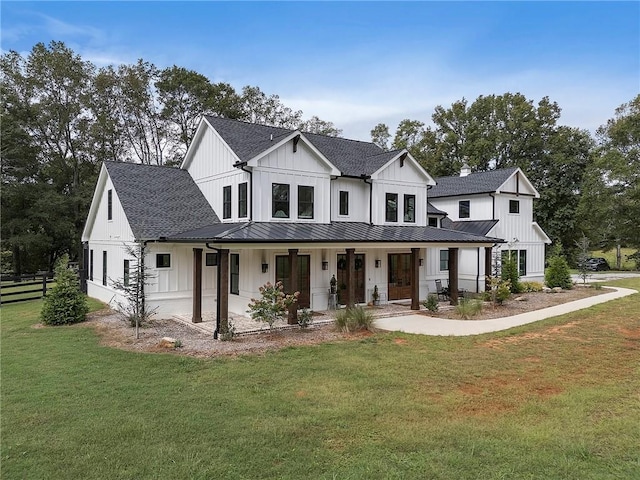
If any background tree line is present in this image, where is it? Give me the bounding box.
[1,41,341,274]
[371,93,640,266]
[2,41,638,274]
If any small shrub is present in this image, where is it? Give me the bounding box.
[485,276,512,305]
[219,321,236,341]
[334,306,374,333]
[521,281,544,293]
[423,294,439,312]
[41,254,89,326]
[501,253,522,293]
[593,283,603,291]
[174,339,183,348]
[545,246,573,289]
[297,308,313,329]
[247,281,299,330]
[455,298,483,319]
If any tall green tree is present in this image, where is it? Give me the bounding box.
[578,95,640,258]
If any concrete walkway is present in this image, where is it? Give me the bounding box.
[375,287,638,336]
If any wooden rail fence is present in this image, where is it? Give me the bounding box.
[0,273,55,305]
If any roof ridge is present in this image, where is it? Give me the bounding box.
[205,115,296,135]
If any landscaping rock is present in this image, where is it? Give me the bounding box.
[553,287,563,293]
[158,337,177,348]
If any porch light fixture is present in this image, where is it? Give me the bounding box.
[322,260,329,270]
[375,259,381,268]
[261,262,268,273]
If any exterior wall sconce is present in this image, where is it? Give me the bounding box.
[322,261,329,270]
[261,262,268,273]
[419,258,424,266]
[375,259,381,268]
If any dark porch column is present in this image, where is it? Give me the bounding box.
[192,248,203,323]
[218,249,229,335]
[448,247,459,305]
[346,248,355,308]
[484,247,493,291]
[411,248,420,310]
[288,249,299,324]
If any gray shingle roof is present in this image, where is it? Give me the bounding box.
[204,116,403,177]
[104,161,220,240]
[427,201,447,216]
[169,221,503,244]
[441,219,499,236]
[429,168,519,198]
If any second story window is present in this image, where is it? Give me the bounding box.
[339,191,349,215]
[509,199,520,214]
[298,185,314,219]
[459,200,470,219]
[107,189,113,220]
[223,186,231,219]
[272,183,290,218]
[404,194,415,223]
[386,193,398,222]
[238,182,248,218]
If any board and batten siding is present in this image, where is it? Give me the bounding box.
[429,195,494,222]
[331,178,369,222]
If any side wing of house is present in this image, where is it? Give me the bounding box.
[81,164,136,305]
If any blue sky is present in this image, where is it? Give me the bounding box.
[2,1,638,141]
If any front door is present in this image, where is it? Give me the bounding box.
[336,253,365,304]
[388,253,412,300]
[275,255,310,308]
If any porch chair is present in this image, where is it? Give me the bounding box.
[435,279,449,301]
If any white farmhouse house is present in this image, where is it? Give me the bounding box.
[428,165,552,289]
[82,116,548,335]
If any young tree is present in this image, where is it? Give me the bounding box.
[41,254,89,325]
[111,243,157,339]
[575,235,592,285]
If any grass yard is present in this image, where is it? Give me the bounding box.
[2,282,639,479]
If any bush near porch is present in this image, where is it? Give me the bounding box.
[2,279,639,479]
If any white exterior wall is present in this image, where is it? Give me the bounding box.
[429,195,494,222]
[331,178,369,222]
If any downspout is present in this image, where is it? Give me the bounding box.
[476,247,480,293]
[234,161,253,220]
[362,175,373,225]
[206,242,221,339]
[490,193,496,220]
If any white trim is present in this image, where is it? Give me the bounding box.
[496,168,540,198]
[370,150,436,185]
[82,164,109,241]
[532,222,552,244]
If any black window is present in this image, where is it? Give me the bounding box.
[107,189,113,220]
[102,251,107,286]
[205,252,218,266]
[428,217,438,227]
[272,184,290,218]
[386,193,398,222]
[230,254,239,295]
[339,191,349,215]
[440,250,449,271]
[298,185,314,219]
[156,254,171,268]
[509,199,520,214]
[223,186,231,219]
[459,200,470,219]
[519,250,527,276]
[404,194,416,223]
[90,249,94,281]
[124,260,130,287]
[238,182,248,218]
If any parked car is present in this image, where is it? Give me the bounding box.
[586,257,610,271]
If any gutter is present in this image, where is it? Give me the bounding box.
[362,175,373,225]
[233,161,253,219]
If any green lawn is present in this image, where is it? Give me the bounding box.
[2,282,639,479]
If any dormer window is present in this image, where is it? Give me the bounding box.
[272,183,290,218]
[509,199,520,214]
[459,200,470,219]
[428,217,438,227]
